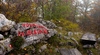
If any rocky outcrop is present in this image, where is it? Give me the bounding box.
[0,14,15,32]
[0,14,98,55]
[0,14,58,54]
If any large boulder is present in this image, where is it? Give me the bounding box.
[10,22,57,48]
[80,33,96,45]
[0,14,15,32]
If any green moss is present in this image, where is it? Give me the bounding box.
[34,42,45,54]
[10,36,25,50]
[47,34,60,47]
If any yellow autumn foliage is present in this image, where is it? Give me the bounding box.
[53,18,79,31]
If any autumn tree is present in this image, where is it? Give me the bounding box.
[76,0,95,32]
[0,0,36,23]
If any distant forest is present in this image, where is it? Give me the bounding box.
[0,0,100,34]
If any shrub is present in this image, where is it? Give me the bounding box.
[47,35,60,47]
[10,36,25,50]
[53,18,79,31]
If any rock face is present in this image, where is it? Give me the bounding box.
[0,14,15,32]
[59,48,82,55]
[81,33,96,45]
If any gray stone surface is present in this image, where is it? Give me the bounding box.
[0,34,4,40]
[9,35,13,39]
[87,50,93,55]
[10,28,16,35]
[58,33,62,38]
[59,48,82,55]
[39,45,47,53]
[38,19,57,28]
[74,32,83,35]
[59,42,65,46]
[4,32,8,36]
[58,27,62,30]
[13,22,57,48]
[98,38,100,42]
[68,32,74,36]
[0,38,13,55]
[71,37,79,45]
[0,49,3,55]
[81,32,96,41]
[0,14,15,32]
[31,48,35,53]
[63,36,70,39]
[0,45,5,55]
[0,18,58,54]
[55,48,59,52]
[83,45,94,49]
[66,42,76,47]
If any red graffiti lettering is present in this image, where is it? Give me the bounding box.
[9,44,13,49]
[22,23,26,27]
